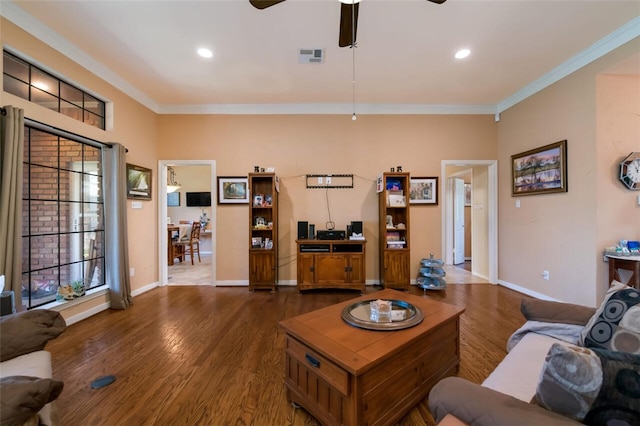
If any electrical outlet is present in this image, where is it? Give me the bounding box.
[130,267,135,277]
[542,270,549,280]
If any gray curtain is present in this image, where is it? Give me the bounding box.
[102,143,132,309]
[0,106,24,307]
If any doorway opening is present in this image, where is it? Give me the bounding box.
[158,160,217,286]
[441,160,497,284]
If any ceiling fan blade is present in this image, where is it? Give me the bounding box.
[427,0,447,4]
[338,3,359,48]
[249,0,287,10]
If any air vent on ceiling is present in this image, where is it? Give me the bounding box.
[299,48,324,64]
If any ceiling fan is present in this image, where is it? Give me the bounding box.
[249,0,446,48]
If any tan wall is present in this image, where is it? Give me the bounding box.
[498,38,640,307]
[157,114,497,283]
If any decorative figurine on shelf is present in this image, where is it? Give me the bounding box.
[254,166,260,173]
[397,166,403,172]
[200,209,210,230]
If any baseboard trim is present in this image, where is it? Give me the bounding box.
[497,279,559,301]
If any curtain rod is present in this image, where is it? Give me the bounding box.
[24,117,128,152]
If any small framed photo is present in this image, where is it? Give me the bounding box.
[251,237,263,248]
[512,140,567,196]
[218,176,249,204]
[167,192,180,207]
[409,177,438,205]
[253,194,263,206]
[127,163,152,200]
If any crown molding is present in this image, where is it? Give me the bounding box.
[157,103,496,115]
[2,1,637,117]
[497,16,640,114]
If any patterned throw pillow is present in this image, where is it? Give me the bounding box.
[579,281,640,353]
[535,343,640,425]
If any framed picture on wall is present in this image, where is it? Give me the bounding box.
[511,140,567,196]
[167,192,180,207]
[409,177,438,205]
[126,163,152,200]
[218,176,249,204]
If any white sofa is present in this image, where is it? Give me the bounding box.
[429,298,599,426]
[0,310,66,426]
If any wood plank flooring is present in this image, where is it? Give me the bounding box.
[46,283,530,425]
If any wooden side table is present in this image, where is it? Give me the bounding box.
[607,255,640,289]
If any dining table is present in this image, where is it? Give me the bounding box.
[167,224,193,265]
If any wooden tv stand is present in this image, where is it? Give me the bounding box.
[296,239,366,293]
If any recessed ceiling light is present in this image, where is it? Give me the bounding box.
[455,49,471,59]
[197,48,213,59]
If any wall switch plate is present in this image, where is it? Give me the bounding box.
[542,270,550,280]
[129,268,135,277]
[317,177,323,184]
[515,199,521,208]
[131,201,142,209]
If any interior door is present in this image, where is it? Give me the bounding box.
[453,178,465,265]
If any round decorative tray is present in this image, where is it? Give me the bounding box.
[341,299,424,331]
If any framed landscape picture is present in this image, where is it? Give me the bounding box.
[167,192,180,207]
[126,163,152,200]
[409,177,438,205]
[218,176,249,204]
[512,140,567,196]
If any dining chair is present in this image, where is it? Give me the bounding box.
[173,221,201,265]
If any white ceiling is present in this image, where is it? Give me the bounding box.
[3,0,640,115]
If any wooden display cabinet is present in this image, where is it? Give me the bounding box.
[248,172,278,291]
[378,172,411,290]
[296,240,366,293]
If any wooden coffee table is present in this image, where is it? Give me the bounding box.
[279,288,465,426]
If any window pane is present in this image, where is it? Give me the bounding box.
[29,200,59,234]
[3,52,29,82]
[28,165,58,201]
[60,139,83,170]
[60,233,84,264]
[84,93,104,116]
[60,100,83,121]
[30,87,58,112]
[83,203,103,230]
[60,201,81,233]
[84,147,101,168]
[31,68,59,96]
[22,270,58,309]
[27,130,58,167]
[58,263,84,292]
[85,257,104,289]
[84,174,102,203]
[59,170,83,202]
[30,235,59,271]
[84,110,104,129]
[60,82,82,107]
[3,75,29,99]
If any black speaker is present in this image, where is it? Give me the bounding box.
[297,221,308,239]
[351,221,363,235]
[308,224,315,239]
[0,291,15,317]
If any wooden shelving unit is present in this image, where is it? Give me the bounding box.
[248,172,278,292]
[378,172,411,290]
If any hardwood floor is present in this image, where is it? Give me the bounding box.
[46,283,529,425]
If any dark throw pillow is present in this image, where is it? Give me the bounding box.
[0,376,64,426]
[579,281,640,354]
[0,309,66,362]
[535,343,640,426]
